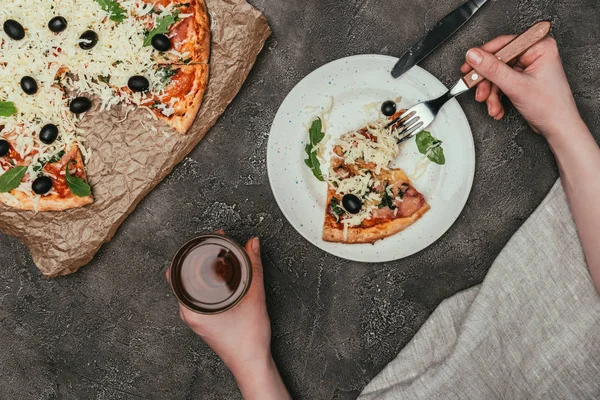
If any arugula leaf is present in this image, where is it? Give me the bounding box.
[379,183,397,209]
[0,166,27,193]
[143,12,179,47]
[158,66,178,85]
[428,145,445,165]
[66,166,91,197]
[47,150,65,164]
[415,130,446,165]
[329,198,345,216]
[32,150,66,176]
[304,118,325,182]
[0,102,17,118]
[94,0,127,23]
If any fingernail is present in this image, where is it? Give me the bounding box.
[467,49,483,65]
[251,237,260,252]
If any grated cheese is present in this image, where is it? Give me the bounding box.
[0,0,193,187]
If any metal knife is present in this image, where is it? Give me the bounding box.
[391,0,489,79]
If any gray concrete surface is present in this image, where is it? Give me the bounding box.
[1,0,599,399]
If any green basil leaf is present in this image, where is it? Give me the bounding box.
[416,130,445,164]
[309,118,325,147]
[0,102,17,118]
[94,0,127,23]
[304,118,326,182]
[427,145,446,165]
[66,166,91,197]
[143,12,179,47]
[0,166,27,193]
[415,131,436,154]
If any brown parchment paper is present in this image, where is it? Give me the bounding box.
[0,0,271,278]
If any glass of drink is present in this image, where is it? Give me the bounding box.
[169,234,252,314]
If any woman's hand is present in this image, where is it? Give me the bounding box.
[166,235,291,400]
[463,36,600,293]
[461,36,584,139]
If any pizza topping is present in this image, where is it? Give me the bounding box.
[143,12,180,47]
[39,124,59,145]
[342,194,362,214]
[128,76,150,93]
[48,16,68,33]
[32,176,52,195]
[0,140,9,157]
[93,0,127,23]
[4,20,25,41]
[0,102,18,117]
[65,165,91,197]
[20,76,38,95]
[151,33,172,51]
[334,120,399,173]
[396,189,425,217]
[381,101,397,117]
[69,97,93,114]
[328,198,345,222]
[79,30,99,49]
[379,183,396,209]
[0,166,27,193]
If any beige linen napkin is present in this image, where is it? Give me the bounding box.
[359,180,600,399]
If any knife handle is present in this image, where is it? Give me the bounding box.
[462,20,552,88]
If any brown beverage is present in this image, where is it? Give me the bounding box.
[169,235,252,314]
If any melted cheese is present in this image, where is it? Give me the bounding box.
[0,0,192,186]
[333,120,399,174]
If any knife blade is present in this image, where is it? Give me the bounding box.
[391,0,489,79]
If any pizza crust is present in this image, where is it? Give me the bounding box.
[159,64,209,134]
[322,202,430,244]
[0,145,93,212]
[0,190,93,212]
[188,0,211,64]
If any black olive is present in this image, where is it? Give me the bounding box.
[381,101,397,117]
[128,76,150,93]
[0,140,10,157]
[4,20,25,41]
[20,76,38,95]
[69,97,92,114]
[48,16,67,33]
[32,176,53,195]
[79,30,98,50]
[151,34,172,52]
[342,194,362,214]
[40,124,59,145]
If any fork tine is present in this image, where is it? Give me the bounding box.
[397,122,424,144]
[400,115,420,132]
[385,109,414,129]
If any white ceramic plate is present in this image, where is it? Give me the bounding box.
[267,55,475,263]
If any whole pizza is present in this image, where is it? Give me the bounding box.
[0,0,211,212]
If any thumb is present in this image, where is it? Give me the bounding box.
[244,237,264,283]
[466,48,525,97]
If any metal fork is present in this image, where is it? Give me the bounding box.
[387,21,552,144]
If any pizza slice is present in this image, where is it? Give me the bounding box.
[141,0,211,64]
[323,159,429,244]
[0,141,93,212]
[143,63,209,134]
[319,114,430,244]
